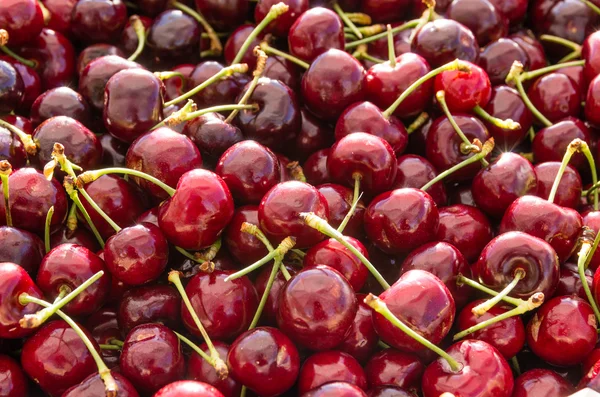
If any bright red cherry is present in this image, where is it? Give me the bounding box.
[0,262,43,338]
[434,61,492,112]
[298,350,367,395]
[188,341,240,397]
[118,285,181,334]
[0,355,28,397]
[288,7,344,63]
[364,349,424,392]
[154,381,225,397]
[337,293,378,363]
[511,368,573,397]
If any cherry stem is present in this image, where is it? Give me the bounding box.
[77,188,121,233]
[577,0,600,16]
[164,64,249,108]
[578,232,600,323]
[421,138,494,191]
[155,71,186,84]
[18,295,118,396]
[587,224,600,269]
[559,51,582,63]
[152,99,197,130]
[344,25,385,37]
[0,160,12,227]
[365,293,461,372]
[224,235,295,281]
[66,203,78,232]
[352,44,385,63]
[407,112,429,134]
[174,246,215,273]
[170,0,222,56]
[19,270,105,329]
[540,34,581,53]
[506,61,553,127]
[471,268,526,316]
[99,344,121,351]
[333,2,363,39]
[337,192,363,234]
[225,47,267,123]
[453,292,544,341]
[456,274,522,306]
[175,103,259,129]
[301,212,391,289]
[174,331,222,375]
[259,41,309,69]
[77,168,176,197]
[385,24,397,66]
[126,15,146,62]
[344,12,372,24]
[248,254,287,330]
[582,142,599,211]
[44,206,54,253]
[168,270,228,379]
[345,19,420,49]
[63,178,105,248]
[548,139,582,204]
[0,118,37,156]
[0,30,37,68]
[511,356,521,376]
[473,105,521,131]
[232,2,289,65]
[383,59,469,119]
[237,223,292,281]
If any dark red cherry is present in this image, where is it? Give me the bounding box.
[512,368,573,397]
[223,24,261,69]
[183,112,244,166]
[0,262,43,338]
[434,61,492,113]
[126,127,202,200]
[303,382,367,397]
[158,169,234,251]
[195,0,248,31]
[586,74,600,127]
[527,295,597,366]
[224,205,269,266]
[0,226,44,276]
[259,180,329,248]
[584,210,600,271]
[509,31,547,71]
[373,269,455,353]
[528,73,580,124]
[421,339,514,397]
[0,57,41,113]
[277,265,357,350]
[70,0,127,44]
[584,30,600,83]
[104,223,168,286]
[0,355,28,397]
[499,195,583,263]
[50,225,100,252]
[255,0,308,37]
[364,348,424,392]
[488,0,527,23]
[482,85,532,151]
[120,15,152,56]
[411,19,479,68]
[0,125,27,169]
[437,204,493,263]
[366,24,413,65]
[288,7,344,63]
[30,87,92,129]
[556,261,591,299]
[304,149,331,185]
[361,0,411,23]
[534,162,582,209]
[154,381,225,397]
[532,117,591,173]
[338,293,378,363]
[479,38,529,86]
[364,188,439,255]
[76,44,124,75]
[446,0,508,46]
[118,285,181,334]
[228,326,300,396]
[21,320,99,397]
[188,61,250,109]
[147,10,200,60]
[289,108,333,161]
[394,154,447,207]
[316,183,364,239]
[33,116,103,170]
[182,270,258,340]
[254,263,299,326]
[367,386,414,397]
[298,350,367,395]
[188,341,240,397]
[85,306,120,369]
[301,49,365,121]
[120,323,185,395]
[0,60,24,114]
[0,0,44,46]
[0,168,67,235]
[62,371,139,397]
[162,63,194,103]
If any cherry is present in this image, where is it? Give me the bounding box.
[162,63,194,104]
[126,126,202,200]
[154,380,225,397]
[301,49,365,121]
[195,0,247,32]
[121,15,152,59]
[421,339,514,397]
[557,261,592,299]
[509,31,548,71]
[446,0,508,46]
[304,149,331,185]
[367,386,414,397]
[303,382,367,397]
[0,168,68,235]
[411,19,479,68]
[511,368,573,397]
[224,205,269,266]
[394,154,447,207]
[586,74,600,127]
[434,62,491,113]
[147,10,200,60]
[0,226,44,276]
[256,0,308,37]
[364,349,424,392]
[188,61,250,109]
[85,307,121,369]
[479,39,529,86]
[62,372,139,397]
[0,262,43,338]
[316,183,364,239]
[183,112,243,167]
[77,44,125,76]
[528,72,581,124]
[532,117,591,173]
[0,0,44,46]
[262,54,301,93]
[298,350,367,394]
[527,295,597,367]
[0,56,41,113]
[0,60,23,114]
[288,7,344,63]
[182,270,258,340]
[21,320,99,397]
[277,265,357,350]
[0,355,28,397]
[534,161,582,209]
[0,125,27,169]
[120,323,185,395]
[188,341,241,397]
[223,25,260,70]
[361,0,411,22]
[364,188,439,255]
[70,0,127,44]
[337,294,378,363]
[118,285,181,333]
[584,30,600,83]
[30,87,92,130]
[227,326,300,396]
[254,263,298,326]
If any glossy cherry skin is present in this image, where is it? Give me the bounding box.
[478,38,529,86]
[182,270,258,340]
[586,211,600,271]
[120,323,185,395]
[62,371,140,397]
[188,61,249,109]
[586,74,600,127]
[78,55,141,111]
[364,188,439,255]
[532,117,591,173]
[277,265,357,350]
[328,132,398,195]
[373,269,455,353]
[437,204,493,263]
[259,180,329,249]
[37,243,110,316]
[76,43,124,75]
[511,369,573,397]
[367,386,414,397]
[0,61,24,114]
[104,223,168,286]
[334,102,408,155]
[509,31,547,71]
[534,162,582,209]
[411,19,479,68]
[304,149,331,186]
[70,0,127,43]
[435,61,491,113]
[556,261,591,299]
[21,320,99,397]
[421,339,514,397]
[195,0,247,31]
[425,114,490,182]
[472,153,538,218]
[84,306,120,368]
[303,382,367,397]
[147,10,201,60]
[298,351,367,395]
[223,25,261,70]
[316,183,364,239]
[528,73,580,123]
[49,224,99,252]
[0,168,67,235]
[30,86,92,128]
[188,341,240,397]
[227,326,300,397]
[118,285,181,334]
[254,263,298,326]
[121,15,153,56]
[33,116,103,170]
[0,0,44,46]
[302,49,365,121]
[0,125,27,169]
[401,242,471,309]
[223,205,269,266]
[0,355,28,397]
[126,127,202,200]
[255,0,307,37]
[154,381,225,397]
[337,293,378,363]
[288,7,344,63]
[394,154,447,207]
[446,0,508,46]
[499,195,583,263]
[584,30,600,83]
[0,226,44,276]
[364,349,423,392]
[0,262,43,339]
[183,112,244,166]
[482,85,533,151]
[527,295,597,366]
[0,57,41,113]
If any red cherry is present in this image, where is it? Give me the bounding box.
[394,154,447,207]
[337,293,378,363]
[62,371,139,397]
[302,382,367,397]
[288,7,344,63]
[298,350,367,395]
[0,355,28,397]
[434,62,492,112]
[482,85,532,151]
[188,341,240,397]
[0,226,45,276]
[154,380,225,397]
[511,369,573,397]
[255,0,308,37]
[445,0,508,46]
[70,0,127,44]
[364,349,424,392]
[117,285,181,334]
[534,161,582,209]
[0,262,43,339]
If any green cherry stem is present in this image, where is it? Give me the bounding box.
[126,15,146,62]
[586,224,600,270]
[173,331,215,368]
[0,118,37,156]
[539,34,581,54]
[471,268,526,316]
[472,105,521,131]
[0,29,37,68]
[337,192,363,234]
[344,12,372,25]
[44,206,54,253]
[364,293,461,372]
[170,0,222,56]
[301,212,390,290]
[225,48,267,123]
[77,188,121,233]
[577,0,600,16]
[63,178,105,248]
[506,61,553,128]
[0,160,12,227]
[333,2,363,39]
[581,141,599,211]
[66,202,78,232]
[456,274,522,306]
[158,103,259,130]
[99,344,121,351]
[259,41,309,69]
[224,235,295,281]
[548,139,582,204]
[154,71,186,82]
[511,356,521,376]
[231,2,289,65]
[516,59,585,82]
[237,222,292,280]
[152,99,197,130]
[578,229,600,323]
[386,24,397,66]
[345,19,420,49]
[77,168,176,197]
[407,112,430,134]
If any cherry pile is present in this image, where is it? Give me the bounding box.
[5,0,600,396]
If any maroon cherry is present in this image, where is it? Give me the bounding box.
[532,118,591,173]
[85,307,121,369]
[394,154,447,207]
[146,10,200,60]
[528,73,581,124]
[303,382,367,397]
[584,30,600,82]
[298,350,367,395]
[188,61,249,109]
[0,125,27,169]
[0,60,23,114]
[557,261,592,299]
[76,43,124,75]
[62,371,139,397]
[195,0,247,31]
[512,369,573,397]
[0,226,44,276]
[367,386,414,397]
[188,341,241,397]
[2,56,40,113]
[304,149,331,186]
[288,7,344,63]
[364,349,423,392]
[223,25,260,69]
[509,31,547,71]
[338,293,378,363]
[254,263,298,326]
[70,0,127,44]
[118,285,181,334]
[224,205,269,266]
[535,161,582,209]
[0,355,28,397]
[0,0,44,46]
[0,262,43,339]
[30,86,92,129]
[316,183,364,239]
[154,381,225,397]
[255,0,307,37]
[479,38,529,86]
[446,0,508,46]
